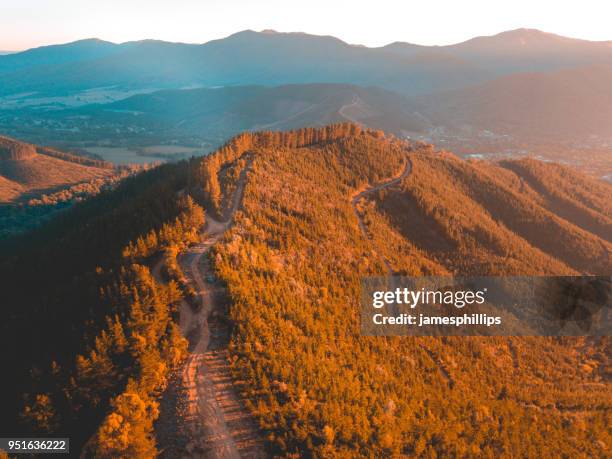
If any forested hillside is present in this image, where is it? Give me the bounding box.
[0,160,203,455]
[1,124,609,457]
[0,135,125,238]
[0,135,114,202]
[198,126,610,456]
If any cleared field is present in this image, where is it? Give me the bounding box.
[85,145,202,165]
[142,145,201,155]
[84,147,158,164]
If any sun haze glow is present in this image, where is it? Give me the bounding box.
[1,0,611,51]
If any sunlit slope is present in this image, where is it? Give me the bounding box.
[188,126,611,457]
[366,152,610,276]
[0,125,608,457]
[499,158,612,241]
[0,136,112,201]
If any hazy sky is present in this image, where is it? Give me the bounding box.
[2,0,611,51]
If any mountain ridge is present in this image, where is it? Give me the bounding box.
[3,28,611,98]
[9,28,612,53]
[0,124,610,456]
[418,63,612,141]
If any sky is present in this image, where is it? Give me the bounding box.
[1,0,611,51]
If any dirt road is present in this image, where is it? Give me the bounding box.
[157,162,265,458]
[338,95,362,124]
[350,158,412,275]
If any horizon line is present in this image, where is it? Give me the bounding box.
[3,27,612,54]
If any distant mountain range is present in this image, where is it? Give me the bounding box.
[1,28,612,170]
[1,29,611,97]
[415,64,612,141]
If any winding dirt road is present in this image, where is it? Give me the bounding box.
[351,158,412,275]
[157,162,265,459]
[338,95,362,124]
[157,156,411,457]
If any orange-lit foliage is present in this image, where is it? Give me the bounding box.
[3,124,610,457]
[369,153,610,276]
[2,162,198,453]
[200,126,611,457]
[192,123,370,215]
[499,158,611,241]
